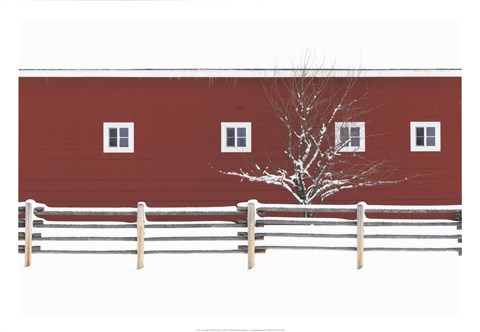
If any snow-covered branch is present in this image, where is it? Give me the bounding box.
[221,168,302,203]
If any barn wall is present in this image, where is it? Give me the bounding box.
[19,77,461,207]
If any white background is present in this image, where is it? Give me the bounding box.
[1,1,478,332]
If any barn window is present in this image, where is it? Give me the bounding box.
[410,122,441,152]
[221,122,251,152]
[103,122,134,153]
[335,122,365,152]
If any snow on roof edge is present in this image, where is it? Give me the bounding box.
[18,68,462,78]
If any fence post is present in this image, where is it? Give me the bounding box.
[455,211,462,255]
[455,211,462,231]
[24,199,35,267]
[357,202,366,270]
[247,199,258,270]
[137,202,146,270]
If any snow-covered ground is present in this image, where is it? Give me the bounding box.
[18,250,461,314]
[14,207,465,332]
[13,218,470,331]
[16,246,463,332]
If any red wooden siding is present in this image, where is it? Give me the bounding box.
[19,77,461,207]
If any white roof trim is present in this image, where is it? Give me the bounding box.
[19,68,461,78]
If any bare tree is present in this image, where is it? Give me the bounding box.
[221,65,408,205]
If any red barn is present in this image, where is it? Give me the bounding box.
[18,69,461,207]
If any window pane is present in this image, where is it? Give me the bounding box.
[339,127,349,144]
[350,137,360,147]
[109,137,117,147]
[416,127,424,137]
[426,127,435,137]
[119,128,129,138]
[426,137,436,146]
[237,137,246,147]
[226,137,235,147]
[226,128,235,138]
[416,137,424,146]
[109,128,117,138]
[119,137,129,147]
[237,127,246,137]
[350,127,360,137]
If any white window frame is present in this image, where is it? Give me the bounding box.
[335,122,366,152]
[410,121,441,152]
[221,122,252,153]
[103,122,134,153]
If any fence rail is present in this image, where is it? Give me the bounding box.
[18,199,462,270]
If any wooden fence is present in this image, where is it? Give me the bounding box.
[18,199,462,270]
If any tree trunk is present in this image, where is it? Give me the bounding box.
[300,201,315,218]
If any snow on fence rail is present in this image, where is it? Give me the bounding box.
[18,199,462,270]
